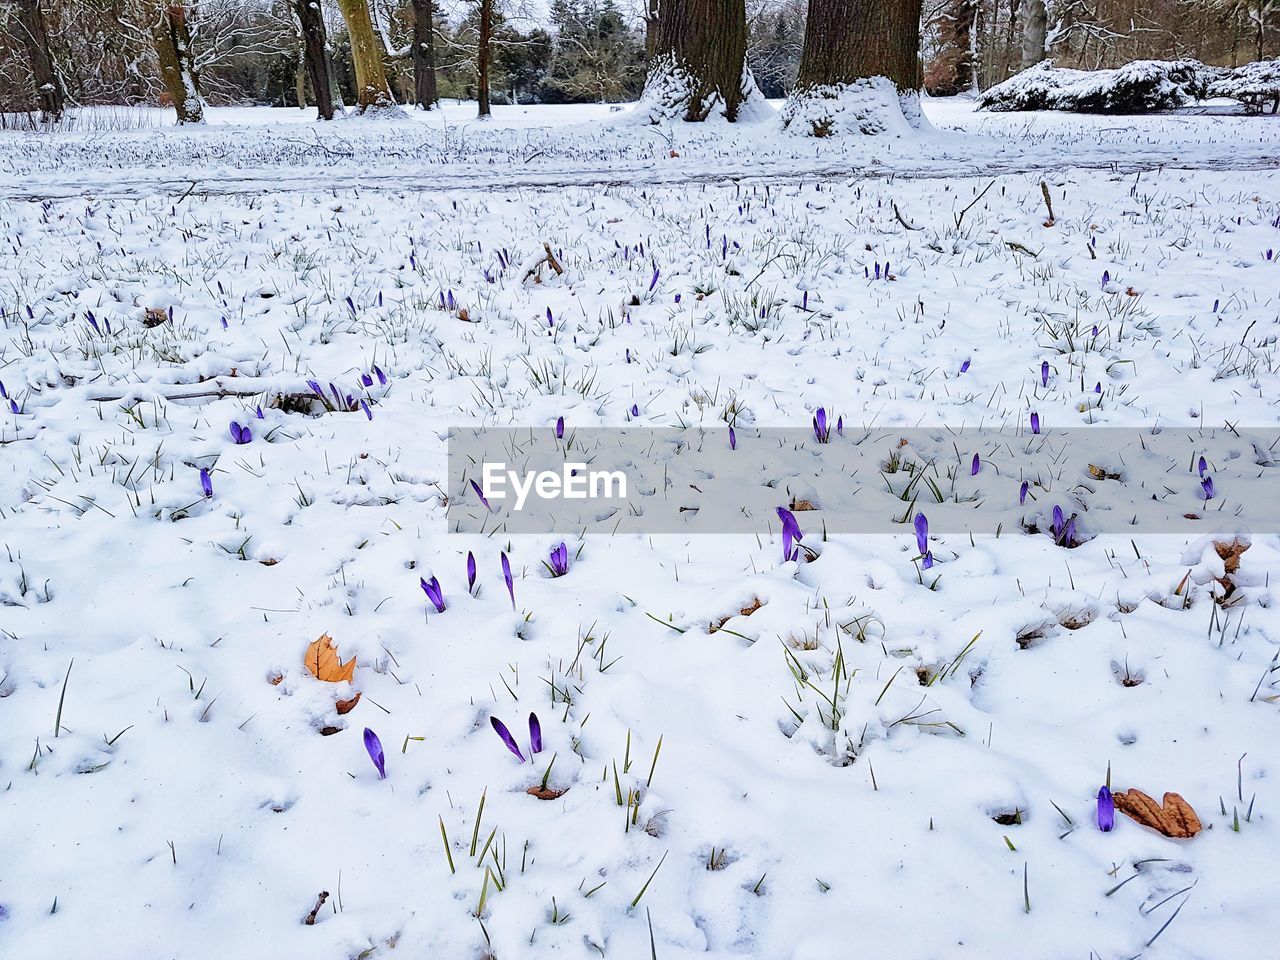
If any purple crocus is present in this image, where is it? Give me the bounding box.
[373,364,387,386]
[229,421,251,444]
[777,507,803,562]
[1020,480,1029,505]
[1102,270,1111,287]
[470,479,493,512]
[491,716,526,763]
[467,551,478,593]
[971,454,980,476]
[361,372,374,388]
[1201,475,1215,500]
[1041,361,1049,387]
[555,416,564,440]
[812,408,831,443]
[728,426,737,450]
[1030,412,1041,435]
[547,542,570,577]
[630,403,640,417]
[960,359,971,374]
[1197,456,1208,478]
[255,405,265,419]
[420,576,446,613]
[501,552,515,610]
[199,468,213,499]
[913,512,929,557]
[1097,786,1115,832]
[363,727,386,779]
[1051,505,1065,538]
[529,713,543,754]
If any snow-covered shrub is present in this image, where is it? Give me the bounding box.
[1208,60,1280,114]
[978,59,1213,113]
[780,78,929,137]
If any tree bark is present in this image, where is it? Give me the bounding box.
[16,0,65,120]
[783,0,922,135]
[925,0,977,96]
[645,0,659,60]
[645,0,751,121]
[293,0,336,119]
[335,0,396,109]
[477,0,492,117]
[411,0,438,108]
[1019,0,1047,69]
[151,4,205,124]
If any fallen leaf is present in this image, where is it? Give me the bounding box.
[335,692,362,715]
[304,634,356,683]
[1213,538,1249,576]
[267,671,284,686]
[1113,788,1202,838]
[527,785,568,800]
[458,307,470,322]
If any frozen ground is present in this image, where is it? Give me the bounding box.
[0,97,1277,199]
[1,103,1279,960]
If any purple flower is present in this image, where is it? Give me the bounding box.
[470,479,493,513]
[491,716,526,763]
[1097,786,1114,832]
[812,408,830,443]
[1094,382,1101,394]
[501,552,515,610]
[630,403,639,417]
[255,405,264,419]
[229,421,251,444]
[555,416,564,440]
[1092,325,1099,337]
[960,359,971,373]
[728,426,736,450]
[913,512,929,557]
[7,399,17,415]
[547,542,570,577]
[837,416,843,435]
[467,551,477,593]
[1020,481,1029,505]
[922,551,934,570]
[199,468,213,499]
[363,727,386,779]
[649,267,660,291]
[971,454,980,476]
[777,507,803,562]
[1201,475,1215,500]
[373,365,387,386]
[0,380,6,399]
[361,373,374,388]
[529,713,543,754]
[420,576,446,613]
[1030,412,1041,435]
[1041,361,1049,387]
[360,399,372,420]
[1051,505,1065,538]
[1101,270,1110,287]
[1197,456,1208,477]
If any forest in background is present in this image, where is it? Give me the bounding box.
[1,0,1276,116]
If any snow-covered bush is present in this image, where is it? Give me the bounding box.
[1208,60,1280,114]
[978,59,1214,113]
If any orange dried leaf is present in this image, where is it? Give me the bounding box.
[526,785,568,800]
[304,634,356,683]
[335,692,362,715]
[1113,788,1202,838]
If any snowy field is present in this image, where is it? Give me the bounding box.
[1,101,1279,960]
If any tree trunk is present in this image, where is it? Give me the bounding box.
[293,0,336,119]
[782,0,922,135]
[925,0,977,96]
[643,0,752,121]
[16,0,65,120]
[335,0,396,110]
[477,0,492,118]
[645,0,659,60]
[151,4,205,124]
[1019,0,1047,69]
[411,0,438,108]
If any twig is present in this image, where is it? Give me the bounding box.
[892,201,920,231]
[304,890,329,925]
[1039,180,1055,225]
[954,179,996,230]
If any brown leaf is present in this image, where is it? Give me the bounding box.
[457,307,470,322]
[790,498,816,512]
[1113,788,1202,838]
[335,692,362,715]
[1213,539,1249,576]
[267,671,284,686]
[526,785,567,800]
[304,634,356,683]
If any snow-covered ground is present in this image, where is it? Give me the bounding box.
[1,102,1279,960]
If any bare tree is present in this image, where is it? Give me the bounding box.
[927,0,978,93]
[782,0,923,135]
[335,0,397,108]
[642,0,755,120]
[293,0,336,117]
[150,3,205,122]
[1019,0,1047,67]
[476,0,492,115]
[411,0,438,107]
[14,0,64,119]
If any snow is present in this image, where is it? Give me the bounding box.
[1,99,1280,960]
[978,60,1214,114]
